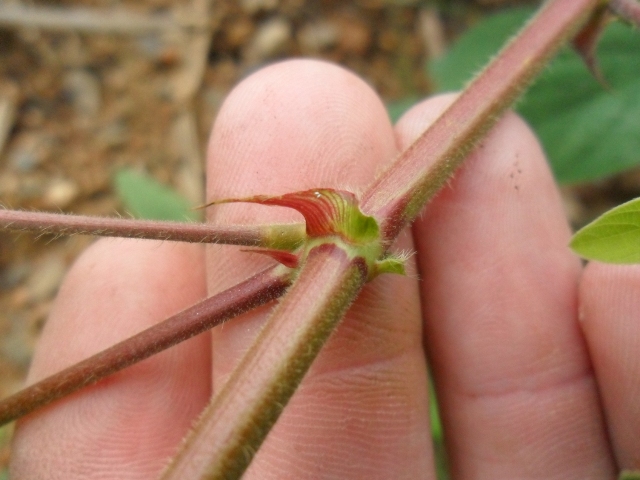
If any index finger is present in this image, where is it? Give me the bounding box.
[204,59,435,478]
[404,95,615,478]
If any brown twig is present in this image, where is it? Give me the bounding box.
[0,4,181,34]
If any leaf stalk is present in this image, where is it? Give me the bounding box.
[0,0,615,477]
[0,209,305,250]
[161,243,368,479]
[0,266,291,426]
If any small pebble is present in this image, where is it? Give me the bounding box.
[0,263,29,291]
[136,34,182,66]
[42,178,80,209]
[8,133,53,172]
[63,69,102,119]
[96,120,128,149]
[337,18,372,55]
[225,17,255,49]
[298,21,338,52]
[25,256,66,305]
[244,17,291,62]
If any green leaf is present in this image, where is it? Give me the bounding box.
[429,8,640,184]
[114,169,199,222]
[429,379,442,442]
[570,197,640,263]
[387,96,420,123]
[619,471,640,480]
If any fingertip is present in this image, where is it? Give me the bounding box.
[409,94,585,387]
[402,95,612,476]
[206,58,395,203]
[580,261,640,312]
[26,238,206,377]
[393,93,457,148]
[11,238,211,479]
[579,261,640,345]
[579,262,640,468]
[204,58,400,359]
[203,61,432,477]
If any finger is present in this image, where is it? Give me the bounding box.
[10,239,210,479]
[580,262,640,469]
[205,59,434,478]
[401,95,616,478]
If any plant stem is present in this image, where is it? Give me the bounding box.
[156,1,604,477]
[1,0,609,476]
[0,266,291,427]
[161,243,367,480]
[361,0,600,244]
[0,209,305,250]
[161,1,605,477]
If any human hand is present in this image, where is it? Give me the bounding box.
[10,59,637,478]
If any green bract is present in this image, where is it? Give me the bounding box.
[207,188,405,278]
[571,197,640,263]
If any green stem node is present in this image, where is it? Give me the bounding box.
[207,188,406,279]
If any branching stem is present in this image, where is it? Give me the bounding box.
[162,243,367,479]
[164,1,604,478]
[0,1,616,478]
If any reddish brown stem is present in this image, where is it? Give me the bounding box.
[0,0,614,476]
[0,266,291,427]
[361,0,600,244]
[162,1,605,477]
[0,209,305,250]
[162,243,367,479]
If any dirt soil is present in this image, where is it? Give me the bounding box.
[0,0,638,472]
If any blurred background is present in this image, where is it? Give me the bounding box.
[0,0,639,475]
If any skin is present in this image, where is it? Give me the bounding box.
[9,59,639,479]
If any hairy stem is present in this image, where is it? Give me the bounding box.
[162,243,367,480]
[158,1,605,477]
[0,0,611,476]
[0,266,291,426]
[0,209,305,250]
[361,0,600,244]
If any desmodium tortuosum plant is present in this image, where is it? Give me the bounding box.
[1,0,640,478]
